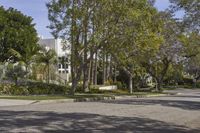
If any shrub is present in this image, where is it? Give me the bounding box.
[0,65,3,79]
[196,83,200,88]
[75,83,84,93]
[114,81,127,89]
[182,78,193,85]
[5,64,27,85]
[25,81,69,95]
[0,81,69,95]
[0,84,29,95]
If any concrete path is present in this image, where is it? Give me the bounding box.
[0,99,34,107]
[0,89,200,133]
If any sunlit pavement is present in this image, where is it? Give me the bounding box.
[0,99,35,107]
[0,89,200,133]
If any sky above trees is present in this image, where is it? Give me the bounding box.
[0,0,184,38]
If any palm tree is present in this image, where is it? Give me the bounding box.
[36,47,57,83]
[8,43,40,75]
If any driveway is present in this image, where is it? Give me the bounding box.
[0,89,200,133]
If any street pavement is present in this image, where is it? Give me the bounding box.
[0,89,200,133]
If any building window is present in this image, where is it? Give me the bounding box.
[62,56,65,62]
[66,70,69,74]
[58,64,61,69]
[65,64,68,69]
[65,58,68,62]
[59,70,61,74]
[63,70,65,74]
[63,64,68,69]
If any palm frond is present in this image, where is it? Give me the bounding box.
[8,48,22,59]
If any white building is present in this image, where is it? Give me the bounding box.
[38,38,71,83]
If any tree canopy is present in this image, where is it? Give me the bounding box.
[0,6,39,62]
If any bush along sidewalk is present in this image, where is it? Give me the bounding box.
[0,81,69,95]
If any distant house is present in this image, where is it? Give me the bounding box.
[38,38,71,83]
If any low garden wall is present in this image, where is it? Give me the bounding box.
[99,85,117,91]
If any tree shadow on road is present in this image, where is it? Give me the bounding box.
[168,95,200,98]
[102,99,200,111]
[0,110,199,133]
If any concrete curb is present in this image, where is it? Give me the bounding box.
[74,96,115,102]
[115,93,179,100]
[31,99,75,105]
[1,93,179,105]
[32,93,178,105]
[31,96,115,105]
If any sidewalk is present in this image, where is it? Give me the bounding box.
[0,99,35,107]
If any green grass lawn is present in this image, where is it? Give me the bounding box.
[0,95,70,100]
[115,92,166,96]
[88,89,165,96]
[0,89,168,101]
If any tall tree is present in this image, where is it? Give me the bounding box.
[0,7,38,62]
[47,0,127,94]
[107,0,162,93]
[141,12,184,91]
[47,0,165,94]
[170,0,200,87]
[181,32,200,85]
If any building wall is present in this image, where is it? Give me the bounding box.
[38,39,56,50]
[38,38,71,83]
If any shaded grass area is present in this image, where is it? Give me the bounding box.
[0,94,113,100]
[163,86,200,90]
[0,95,70,100]
[87,89,166,96]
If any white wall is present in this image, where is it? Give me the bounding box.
[38,38,71,82]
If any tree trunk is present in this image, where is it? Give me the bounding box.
[83,64,89,92]
[114,64,117,83]
[88,60,91,84]
[155,78,158,92]
[88,50,94,85]
[157,82,161,92]
[25,64,28,78]
[83,9,89,92]
[109,56,113,81]
[93,50,98,85]
[156,78,163,92]
[14,76,18,86]
[129,75,133,94]
[47,64,50,84]
[102,51,106,85]
[70,79,78,95]
[70,0,76,95]
[105,53,108,82]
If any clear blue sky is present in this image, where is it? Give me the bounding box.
[0,0,183,38]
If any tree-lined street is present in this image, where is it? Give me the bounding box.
[0,0,199,132]
[0,89,200,133]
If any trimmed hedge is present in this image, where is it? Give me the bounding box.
[0,81,69,95]
[0,84,29,95]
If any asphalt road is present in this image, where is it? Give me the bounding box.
[0,89,200,133]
